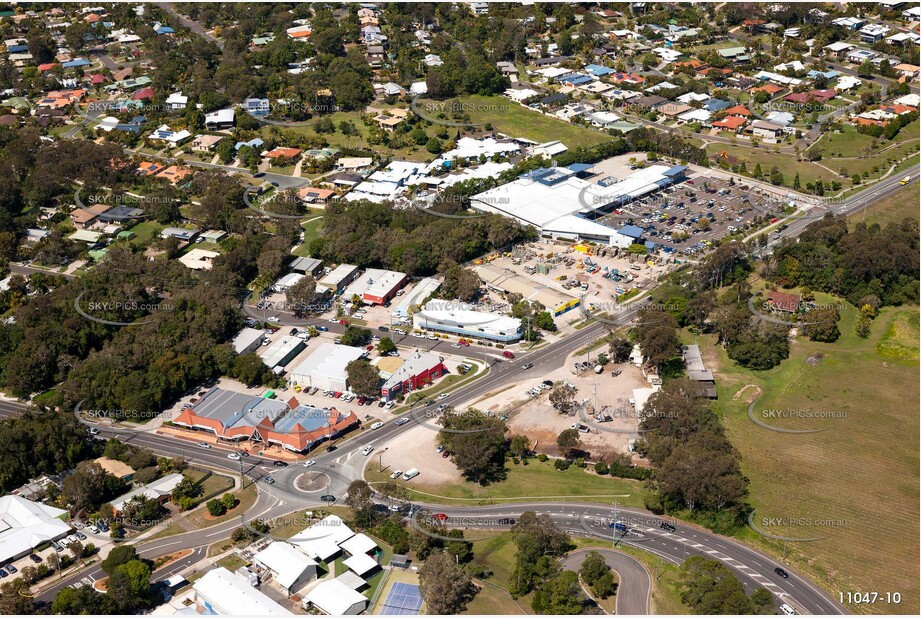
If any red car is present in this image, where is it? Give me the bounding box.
[433,513,448,522]
[333,392,342,398]
[502,350,515,359]
[366,344,374,351]
[357,397,366,405]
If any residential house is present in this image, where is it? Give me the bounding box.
[747,120,785,139]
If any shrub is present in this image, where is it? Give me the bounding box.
[554,459,570,471]
[594,461,609,475]
[206,499,226,517]
[537,453,549,462]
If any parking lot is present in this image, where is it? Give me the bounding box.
[596,173,763,257]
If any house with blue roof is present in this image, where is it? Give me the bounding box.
[62,58,91,69]
[585,64,614,77]
[558,73,594,86]
[235,138,264,151]
[807,69,839,81]
[153,23,176,35]
[703,98,731,112]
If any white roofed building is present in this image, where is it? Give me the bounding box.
[304,578,368,615]
[193,567,292,615]
[0,496,70,564]
[414,299,522,342]
[289,344,366,393]
[253,542,317,595]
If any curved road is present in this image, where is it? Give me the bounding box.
[562,548,651,615]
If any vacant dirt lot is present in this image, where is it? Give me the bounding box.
[374,423,462,485]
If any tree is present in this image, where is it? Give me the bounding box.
[509,434,530,459]
[548,384,576,415]
[377,337,396,355]
[592,571,617,599]
[61,461,126,512]
[532,570,585,614]
[801,307,840,342]
[346,359,381,398]
[579,552,609,585]
[441,265,481,301]
[438,410,508,484]
[285,275,319,316]
[345,480,377,528]
[607,334,633,363]
[533,311,556,332]
[637,325,680,368]
[69,541,83,561]
[102,545,139,575]
[340,326,372,346]
[108,559,152,611]
[556,429,581,459]
[679,556,768,614]
[419,551,478,614]
[221,492,237,510]
[206,499,226,517]
[0,580,33,614]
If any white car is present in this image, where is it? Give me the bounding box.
[370,422,384,430]
[87,525,100,534]
[780,604,796,616]
[412,333,424,339]
[197,442,211,449]
[303,459,316,468]
[426,334,438,340]
[88,427,100,435]
[329,318,339,323]
[451,343,462,348]
[267,316,280,323]
[437,393,449,400]
[385,401,395,409]
[362,445,374,456]
[227,452,241,460]
[390,469,403,479]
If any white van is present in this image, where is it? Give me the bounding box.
[780,604,796,615]
[402,468,420,481]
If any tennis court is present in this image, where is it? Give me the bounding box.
[380,582,424,615]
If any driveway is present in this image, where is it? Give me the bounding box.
[563,548,652,614]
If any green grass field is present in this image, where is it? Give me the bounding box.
[366,458,645,507]
[697,299,920,614]
[448,95,613,150]
[848,185,918,229]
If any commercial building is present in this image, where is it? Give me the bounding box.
[259,335,306,371]
[470,164,685,246]
[253,542,317,595]
[317,264,360,294]
[413,299,522,342]
[342,268,408,305]
[173,388,358,452]
[0,495,70,565]
[392,277,441,319]
[289,256,323,276]
[289,343,366,392]
[232,327,264,355]
[304,579,368,615]
[109,473,184,515]
[477,263,580,316]
[380,352,446,400]
[192,567,292,615]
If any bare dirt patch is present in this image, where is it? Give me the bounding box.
[373,424,462,486]
[733,384,762,404]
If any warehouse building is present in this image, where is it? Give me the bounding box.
[414,299,522,342]
[470,164,686,246]
[232,327,264,355]
[380,352,446,400]
[289,343,366,392]
[317,264,360,294]
[173,388,358,452]
[342,268,408,305]
[259,335,306,372]
[477,263,580,316]
[289,256,324,276]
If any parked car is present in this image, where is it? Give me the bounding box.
[435,445,446,453]
[4,564,17,573]
[75,532,86,541]
[88,525,100,534]
[390,470,403,479]
[28,554,42,564]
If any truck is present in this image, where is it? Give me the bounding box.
[402,468,420,481]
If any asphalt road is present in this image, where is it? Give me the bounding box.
[561,548,651,615]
